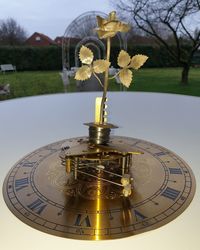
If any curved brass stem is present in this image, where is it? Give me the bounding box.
[109,70,120,80]
[93,71,104,88]
[100,37,111,124]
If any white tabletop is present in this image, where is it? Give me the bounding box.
[0,92,200,250]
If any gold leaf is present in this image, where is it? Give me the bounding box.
[93,60,111,74]
[117,50,131,68]
[75,65,92,81]
[79,46,94,65]
[131,54,148,70]
[119,69,133,88]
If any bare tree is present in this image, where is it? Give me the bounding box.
[0,18,27,45]
[112,0,200,85]
[197,0,200,9]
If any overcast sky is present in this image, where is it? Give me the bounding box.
[0,0,112,39]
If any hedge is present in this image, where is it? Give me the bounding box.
[0,45,198,71]
[0,46,62,71]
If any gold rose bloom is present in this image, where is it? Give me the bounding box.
[96,11,130,39]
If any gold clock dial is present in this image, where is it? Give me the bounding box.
[3,136,195,240]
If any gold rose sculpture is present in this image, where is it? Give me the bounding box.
[75,11,148,124]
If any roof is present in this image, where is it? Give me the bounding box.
[54,36,81,45]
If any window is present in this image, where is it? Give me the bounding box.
[35,36,41,41]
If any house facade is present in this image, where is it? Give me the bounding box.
[26,32,56,46]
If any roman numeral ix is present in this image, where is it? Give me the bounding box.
[161,187,180,200]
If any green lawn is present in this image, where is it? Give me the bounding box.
[0,68,200,101]
[0,71,63,101]
[129,68,200,96]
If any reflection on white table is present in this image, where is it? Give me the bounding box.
[0,92,200,250]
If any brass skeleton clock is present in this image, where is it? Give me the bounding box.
[3,136,196,240]
[3,11,196,240]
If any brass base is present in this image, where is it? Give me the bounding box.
[85,122,118,145]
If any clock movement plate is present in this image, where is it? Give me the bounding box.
[3,136,196,240]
